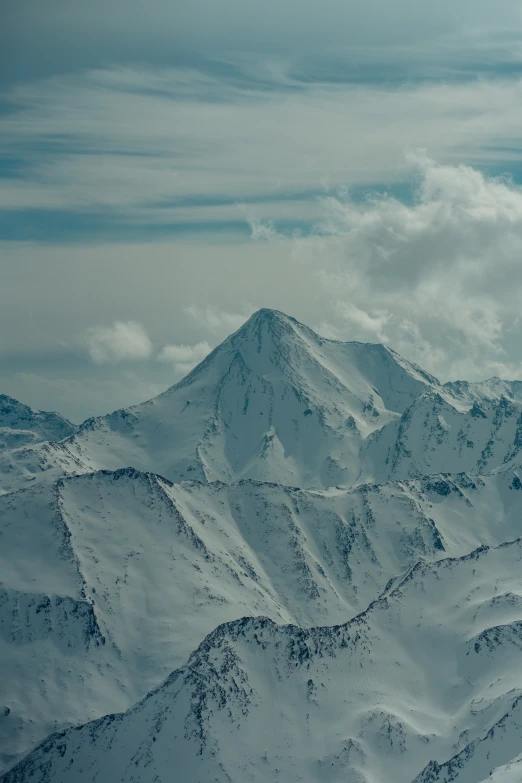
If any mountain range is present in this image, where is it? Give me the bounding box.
[1,309,522,782]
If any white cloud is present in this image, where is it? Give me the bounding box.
[238,205,281,242]
[185,305,253,334]
[157,341,212,376]
[84,321,153,363]
[5,153,522,401]
[297,154,522,380]
[332,302,391,343]
[248,219,279,242]
[5,65,522,227]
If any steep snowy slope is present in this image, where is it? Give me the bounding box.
[362,391,522,484]
[1,465,521,768]
[0,395,74,455]
[414,696,522,782]
[6,538,522,783]
[478,754,522,783]
[445,377,522,404]
[0,309,453,494]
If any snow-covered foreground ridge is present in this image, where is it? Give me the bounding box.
[5,539,522,783]
[2,308,522,782]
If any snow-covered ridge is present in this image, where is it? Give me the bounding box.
[0,308,512,495]
[444,377,522,404]
[364,390,522,483]
[5,537,522,783]
[0,394,75,454]
[3,308,522,780]
[1,462,521,769]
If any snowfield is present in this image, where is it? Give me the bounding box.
[1,309,522,782]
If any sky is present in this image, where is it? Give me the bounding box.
[3,1,522,421]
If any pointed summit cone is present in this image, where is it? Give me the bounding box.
[0,310,448,492]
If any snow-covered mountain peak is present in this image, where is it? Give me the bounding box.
[3,310,522,496]
[172,307,318,391]
[230,307,331,356]
[0,394,75,454]
[0,312,454,493]
[232,307,300,338]
[226,309,441,396]
[0,395,72,431]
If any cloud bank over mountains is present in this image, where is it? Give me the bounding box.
[82,153,522,385]
[3,0,522,418]
[3,150,522,420]
[279,153,522,381]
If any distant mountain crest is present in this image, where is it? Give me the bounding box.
[0,309,455,493]
[2,310,522,495]
[0,394,75,453]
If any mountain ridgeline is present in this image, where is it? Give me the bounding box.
[1,309,522,782]
[2,309,522,496]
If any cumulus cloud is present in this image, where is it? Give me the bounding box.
[84,321,153,363]
[319,302,391,343]
[285,154,522,381]
[157,341,212,377]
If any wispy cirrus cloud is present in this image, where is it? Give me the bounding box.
[5,64,522,241]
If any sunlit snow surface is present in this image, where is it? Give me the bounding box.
[1,310,522,782]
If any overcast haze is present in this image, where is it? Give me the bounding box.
[3,1,522,420]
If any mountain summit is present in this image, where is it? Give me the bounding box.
[0,309,450,493]
[2,310,522,495]
[0,395,74,452]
